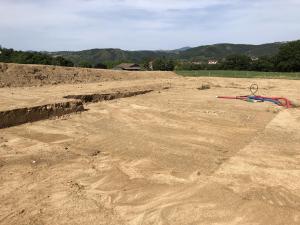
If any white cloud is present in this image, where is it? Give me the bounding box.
[0,0,299,50]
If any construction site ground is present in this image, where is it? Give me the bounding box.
[0,64,300,225]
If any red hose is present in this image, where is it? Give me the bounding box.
[269,97,293,108]
[217,96,248,100]
[217,96,293,108]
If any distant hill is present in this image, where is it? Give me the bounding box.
[50,49,175,66]
[49,42,284,66]
[179,43,283,61]
[173,47,192,52]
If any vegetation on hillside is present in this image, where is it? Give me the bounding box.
[1,40,299,73]
[50,49,174,67]
[0,47,74,67]
[176,40,300,72]
[179,43,282,61]
[49,42,282,67]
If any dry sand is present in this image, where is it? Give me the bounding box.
[0,65,300,225]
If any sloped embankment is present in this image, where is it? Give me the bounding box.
[0,63,176,88]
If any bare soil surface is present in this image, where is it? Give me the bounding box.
[0,78,173,111]
[0,68,300,225]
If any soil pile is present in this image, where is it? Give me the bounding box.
[0,63,176,88]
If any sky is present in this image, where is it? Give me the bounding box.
[0,0,299,51]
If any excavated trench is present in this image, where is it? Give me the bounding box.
[63,89,154,103]
[0,89,155,129]
[0,101,84,129]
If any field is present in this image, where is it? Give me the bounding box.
[0,63,300,225]
[177,70,300,79]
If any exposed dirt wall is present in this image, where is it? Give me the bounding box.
[0,87,167,128]
[64,89,154,103]
[0,101,84,129]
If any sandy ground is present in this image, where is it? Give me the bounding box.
[0,79,173,111]
[0,74,300,225]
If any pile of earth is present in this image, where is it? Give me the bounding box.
[0,63,176,88]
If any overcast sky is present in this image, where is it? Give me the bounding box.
[0,0,299,51]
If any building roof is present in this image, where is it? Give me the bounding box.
[114,63,141,70]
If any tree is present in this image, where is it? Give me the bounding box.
[78,61,92,68]
[152,58,175,71]
[0,48,14,63]
[152,58,165,71]
[104,61,121,69]
[274,40,300,72]
[53,56,74,67]
[250,56,275,72]
[222,54,251,70]
[141,57,153,71]
[0,47,73,67]
[165,60,175,71]
[94,63,107,69]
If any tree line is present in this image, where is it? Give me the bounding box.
[1,40,299,72]
[176,40,300,72]
[0,47,74,67]
[141,40,300,72]
[0,47,117,69]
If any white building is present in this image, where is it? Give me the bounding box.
[208,60,218,65]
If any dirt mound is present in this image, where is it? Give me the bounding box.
[0,63,176,88]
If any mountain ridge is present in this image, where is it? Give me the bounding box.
[49,42,285,66]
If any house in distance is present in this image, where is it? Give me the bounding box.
[208,60,219,65]
[114,63,141,71]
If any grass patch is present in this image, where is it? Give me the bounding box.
[176,70,300,80]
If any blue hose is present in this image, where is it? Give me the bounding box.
[247,96,281,105]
